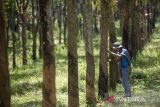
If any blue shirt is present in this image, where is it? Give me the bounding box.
[119,48,130,68]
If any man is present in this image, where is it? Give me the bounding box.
[108,42,131,97]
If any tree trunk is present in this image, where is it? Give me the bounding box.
[82,0,96,105]
[37,0,43,58]
[58,1,62,44]
[92,2,99,34]
[130,0,140,58]
[109,9,118,91]
[21,14,27,65]
[6,25,9,49]
[11,2,16,68]
[63,0,67,44]
[39,25,43,58]
[39,0,56,106]
[147,4,152,40]
[98,0,109,98]
[32,0,37,61]
[93,14,99,34]
[0,0,11,106]
[12,29,16,68]
[17,15,21,42]
[67,0,79,106]
[119,0,131,50]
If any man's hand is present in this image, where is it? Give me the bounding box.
[107,57,111,62]
[107,50,121,59]
[107,50,114,55]
[106,50,111,54]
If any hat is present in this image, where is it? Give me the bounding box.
[112,42,123,49]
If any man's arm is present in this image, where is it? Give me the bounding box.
[107,51,121,59]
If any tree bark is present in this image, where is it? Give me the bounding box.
[130,0,140,58]
[63,0,67,44]
[39,25,43,58]
[82,0,96,105]
[67,0,79,106]
[92,2,99,34]
[119,0,131,50]
[58,1,62,44]
[98,0,109,98]
[0,0,11,106]
[21,14,27,65]
[109,8,118,91]
[32,0,37,61]
[6,25,9,49]
[37,0,43,58]
[39,0,56,106]
[11,0,16,68]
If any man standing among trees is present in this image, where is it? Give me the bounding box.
[108,42,131,97]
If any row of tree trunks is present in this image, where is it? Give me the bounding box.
[119,0,159,58]
[0,0,11,106]
[7,0,159,69]
[16,0,29,65]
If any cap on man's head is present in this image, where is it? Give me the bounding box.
[113,42,123,49]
